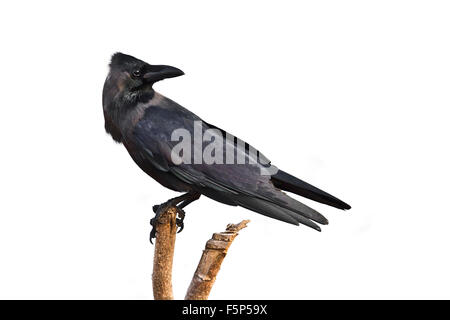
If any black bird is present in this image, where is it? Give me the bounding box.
[102,53,350,242]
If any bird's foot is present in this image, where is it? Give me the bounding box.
[149,202,170,244]
[150,203,186,244]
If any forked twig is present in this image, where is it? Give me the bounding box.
[151,205,249,300]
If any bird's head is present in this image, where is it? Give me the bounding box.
[103,52,184,104]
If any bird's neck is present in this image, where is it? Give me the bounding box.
[107,89,155,139]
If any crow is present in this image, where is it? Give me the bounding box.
[102,52,350,242]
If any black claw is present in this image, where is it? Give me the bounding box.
[176,219,184,233]
[149,230,156,244]
[149,217,157,244]
[176,208,186,233]
[149,202,171,244]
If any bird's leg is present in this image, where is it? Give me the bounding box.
[150,192,200,243]
[174,193,201,233]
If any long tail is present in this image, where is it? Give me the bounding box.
[271,170,351,210]
[233,195,324,231]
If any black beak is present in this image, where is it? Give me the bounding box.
[143,64,184,83]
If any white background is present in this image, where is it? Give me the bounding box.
[0,1,449,299]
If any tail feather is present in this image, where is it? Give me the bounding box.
[235,196,299,225]
[281,206,322,231]
[282,196,329,225]
[271,170,351,210]
[234,195,323,231]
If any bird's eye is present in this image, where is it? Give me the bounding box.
[132,69,142,78]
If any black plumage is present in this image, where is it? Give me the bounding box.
[102,52,350,239]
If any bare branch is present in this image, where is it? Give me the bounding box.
[184,220,250,300]
[152,207,177,300]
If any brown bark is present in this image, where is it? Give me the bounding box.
[152,207,177,300]
[184,220,250,300]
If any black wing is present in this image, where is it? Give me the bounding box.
[130,100,341,231]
